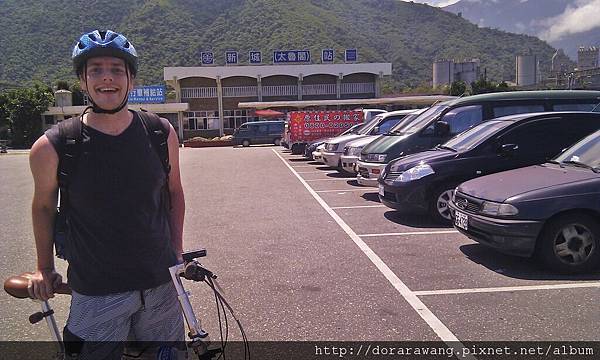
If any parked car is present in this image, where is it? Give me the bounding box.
[357,90,600,187]
[313,143,325,163]
[233,120,285,147]
[362,108,388,122]
[449,129,600,273]
[379,112,600,223]
[321,110,415,171]
[303,123,364,160]
[341,108,427,174]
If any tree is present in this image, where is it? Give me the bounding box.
[449,80,467,96]
[470,77,497,95]
[3,82,54,148]
[0,92,9,140]
[56,80,70,90]
[496,81,512,92]
[70,82,86,106]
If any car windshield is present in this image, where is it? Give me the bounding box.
[357,114,385,135]
[554,130,600,170]
[401,105,449,134]
[341,123,361,136]
[388,112,422,133]
[443,120,511,152]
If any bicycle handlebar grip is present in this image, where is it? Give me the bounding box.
[4,273,71,299]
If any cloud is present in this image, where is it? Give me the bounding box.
[398,0,462,7]
[539,0,600,42]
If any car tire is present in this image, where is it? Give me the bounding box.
[274,138,281,146]
[429,185,456,224]
[242,139,250,147]
[537,213,600,274]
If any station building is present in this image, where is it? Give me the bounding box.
[164,62,392,140]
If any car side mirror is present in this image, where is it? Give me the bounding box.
[434,121,450,137]
[498,143,519,154]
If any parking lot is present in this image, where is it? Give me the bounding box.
[1,146,600,351]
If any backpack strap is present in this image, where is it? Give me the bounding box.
[137,110,171,177]
[55,116,84,260]
[57,117,84,212]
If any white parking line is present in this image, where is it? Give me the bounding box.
[305,178,354,182]
[291,165,320,168]
[315,189,371,193]
[273,149,471,354]
[296,171,336,174]
[331,205,386,209]
[359,230,460,237]
[414,282,600,296]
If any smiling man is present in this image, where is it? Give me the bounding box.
[27,30,185,358]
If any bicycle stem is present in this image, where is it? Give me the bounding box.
[168,263,209,340]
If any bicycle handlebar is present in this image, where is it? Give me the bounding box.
[3,272,71,299]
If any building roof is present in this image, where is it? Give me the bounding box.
[164,63,392,81]
[238,95,456,109]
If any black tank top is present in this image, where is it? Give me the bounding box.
[45,112,176,295]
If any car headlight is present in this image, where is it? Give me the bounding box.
[347,146,363,157]
[481,201,519,216]
[395,163,434,182]
[363,153,388,163]
[325,143,339,152]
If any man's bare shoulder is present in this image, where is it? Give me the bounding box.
[30,135,58,168]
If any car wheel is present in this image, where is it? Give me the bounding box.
[537,213,600,274]
[429,185,455,224]
[274,138,281,146]
[242,139,250,147]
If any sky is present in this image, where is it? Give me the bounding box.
[400,0,600,43]
[539,0,600,41]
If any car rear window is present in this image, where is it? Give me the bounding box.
[552,103,597,111]
[493,104,545,118]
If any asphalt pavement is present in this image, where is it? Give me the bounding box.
[2,145,600,351]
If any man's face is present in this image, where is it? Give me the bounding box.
[80,56,134,109]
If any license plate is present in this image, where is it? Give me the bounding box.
[378,184,384,196]
[454,211,468,231]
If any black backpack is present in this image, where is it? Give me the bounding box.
[53,110,171,259]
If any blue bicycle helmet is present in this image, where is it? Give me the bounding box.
[72,30,138,76]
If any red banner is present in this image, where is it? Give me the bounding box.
[288,110,363,142]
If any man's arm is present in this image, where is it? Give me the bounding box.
[163,119,185,262]
[29,135,63,300]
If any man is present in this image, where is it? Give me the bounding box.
[28,30,185,357]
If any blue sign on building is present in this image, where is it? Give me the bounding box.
[249,51,262,64]
[128,85,166,104]
[322,49,334,63]
[225,51,238,65]
[273,50,311,64]
[201,51,214,65]
[345,49,358,63]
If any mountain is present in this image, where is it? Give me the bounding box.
[0,0,560,89]
[443,0,600,60]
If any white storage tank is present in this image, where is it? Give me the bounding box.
[433,60,454,87]
[516,55,537,86]
[54,89,72,107]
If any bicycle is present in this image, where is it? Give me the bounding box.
[4,249,249,360]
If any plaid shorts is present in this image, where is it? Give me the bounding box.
[64,281,185,359]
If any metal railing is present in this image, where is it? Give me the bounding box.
[181,87,218,99]
[341,82,375,94]
[262,85,298,96]
[302,84,336,96]
[222,86,258,98]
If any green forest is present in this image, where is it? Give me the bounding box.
[0,0,559,90]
